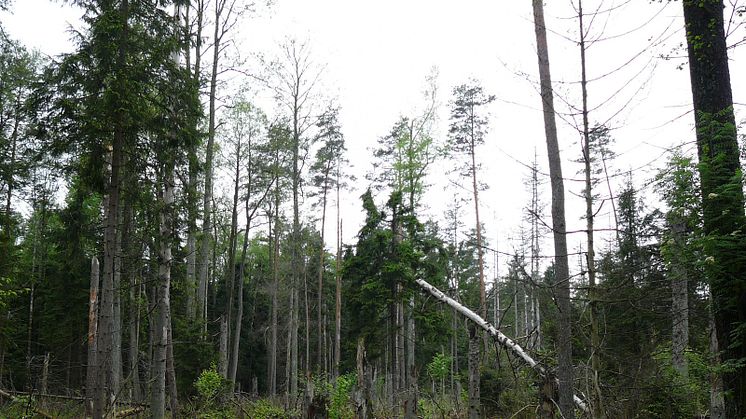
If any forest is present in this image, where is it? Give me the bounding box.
[0,0,745,417]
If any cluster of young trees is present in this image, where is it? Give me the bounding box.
[0,0,744,418]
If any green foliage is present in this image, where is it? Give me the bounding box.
[246,399,290,419]
[426,352,451,383]
[638,348,710,418]
[329,373,356,419]
[195,363,227,406]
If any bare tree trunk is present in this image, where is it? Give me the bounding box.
[671,222,689,378]
[317,172,329,374]
[184,0,204,322]
[416,277,589,413]
[219,316,228,378]
[128,262,141,402]
[467,324,480,419]
[152,162,175,419]
[577,2,604,416]
[303,260,310,379]
[86,257,99,417]
[334,171,342,379]
[709,310,725,419]
[269,196,280,397]
[111,225,122,406]
[198,0,224,331]
[404,296,417,419]
[531,1,574,416]
[224,137,242,382]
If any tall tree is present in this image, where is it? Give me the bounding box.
[682,1,746,415]
[267,38,323,403]
[198,0,242,330]
[310,105,345,375]
[531,1,574,416]
[447,80,494,417]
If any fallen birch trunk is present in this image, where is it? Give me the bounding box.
[415,278,589,413]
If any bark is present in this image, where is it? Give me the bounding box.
[683,1,746,414]
[709,311,725,419]
[224,134,241,381]
[531,1,574,416]
[184,0,204,322]
[404,296,416,419]
[577,3,604,416]
[317,165,329,375]
[128,261,141,402]
[111,222,122,406]
[198,0,224,330]
[219,316,228,378]
[334,210,342,379]
[467,324,480,419]
[416,277,589,413]
[671,222,689,378]
[151,159,175,419]
[269,195,280,396]
[86,257,99,417]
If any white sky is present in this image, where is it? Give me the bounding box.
[3,0,746,278]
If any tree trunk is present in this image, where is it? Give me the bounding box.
[671,222,689,378]
[269,195,280,397]
[531,1,574,416]
[317,171,329,374]
[709,310,725,419]
[416,277,589,413]
[219,316,229,378]
[683,1,746,414]
[334,170,342,379]
[198,0,223,331]
[86,256,99,417]
[152,162,175,419]
[577,3,604,416]
[224,136,241,383]
[467,324,480,419]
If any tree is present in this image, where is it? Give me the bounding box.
[682,1,746,414]
[267,38,323,403]
[309,105,346,375]
[531,1,574,416]
[198,0,243,330]
[448,80,494,417]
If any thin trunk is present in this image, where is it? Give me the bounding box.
[532,1,574,416]
[404,296,417,419]
[671,222,689,378]
[128,261,141,402]
[269,195,280,397]
[578,2,604,415]
[152,162,175,419]
[224,137,241,381]
[709,308,725,419]
[198,0,223,330]
[334,165,342,379]
[111,221,122,406]
[317,166,329,374]
[303,260,310,378]
[467,324,480,419]
[219,316,228,378]
[86,257,100,416]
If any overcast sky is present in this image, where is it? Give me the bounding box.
[3,0,745,278]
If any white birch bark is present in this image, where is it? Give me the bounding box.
[415,278,589,413]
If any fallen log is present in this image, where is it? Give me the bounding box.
[0,388,55,419]
[415,278,589,413]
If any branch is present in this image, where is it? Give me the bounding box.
[415,278,589,414]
